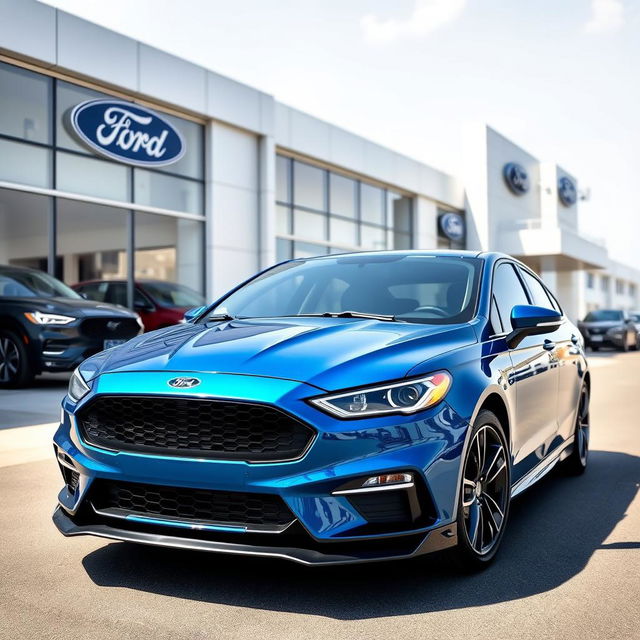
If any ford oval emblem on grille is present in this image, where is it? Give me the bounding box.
[168,377,201,389]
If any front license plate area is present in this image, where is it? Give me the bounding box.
[591,335,603,342]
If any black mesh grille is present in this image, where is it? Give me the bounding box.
[80,317,140,339]
[348,491,413,524]
[90,480,294,527]
[77,396,315,462]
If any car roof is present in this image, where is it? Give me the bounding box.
[0,264,45,274]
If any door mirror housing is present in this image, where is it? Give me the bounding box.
[506,305,563,348]
[183,305,207,323]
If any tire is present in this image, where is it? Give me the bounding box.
[620,336,629,352]
[450,410,511,571]
[590,345,599,352]
[563,385,589,475]
[0,329,34,388]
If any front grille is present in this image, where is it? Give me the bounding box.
[348,491,413,524]
[80,317,140,339]
[77,396,315,462]
[90,479,295,528]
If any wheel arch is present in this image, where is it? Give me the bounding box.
[471,388,511,451]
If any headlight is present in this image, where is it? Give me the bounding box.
[24,311,75,325]
[68,367,91,403]
[310,372,452,418]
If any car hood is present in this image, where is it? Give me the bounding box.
[578,320,624,329]
[2,295,139,318]
[91,317,477,391]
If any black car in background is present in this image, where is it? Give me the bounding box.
[0,265,142,387]
[578,309,639,351]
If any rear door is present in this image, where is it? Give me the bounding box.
[492,262,559,482]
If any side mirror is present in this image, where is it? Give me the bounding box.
[183,305,207,323]
[506,305,563,349]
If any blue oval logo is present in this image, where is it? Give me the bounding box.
[70,99,185,167]
[558,176,577,207]
[439,212,465,241]
[167,377,201,389]
[503,162,530,195]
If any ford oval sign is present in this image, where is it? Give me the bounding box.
[503,162,530,195]
[167,377,201,389]
[558,176,577,207]
[439,212,465,242]
[69,99,185,167]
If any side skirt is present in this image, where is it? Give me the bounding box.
[510,436,575,498]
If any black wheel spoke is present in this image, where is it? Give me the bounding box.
[462,424,509,555]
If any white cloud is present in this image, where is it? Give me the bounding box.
[362,0,466,43]
[584,0,624,34]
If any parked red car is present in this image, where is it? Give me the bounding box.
[72,279,205,331]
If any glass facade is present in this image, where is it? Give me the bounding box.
[0,61,206,302]
[275,155,413,261]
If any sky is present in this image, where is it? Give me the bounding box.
[40,0,640,268]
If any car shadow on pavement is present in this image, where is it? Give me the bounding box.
[81,450,639,619]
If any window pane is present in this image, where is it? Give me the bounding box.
[0,62,51,143]
[56,81,109,154]
[390,192,412,232]
[519,269,554,308]
[361,224,387,250]
[294,209,326,241]
[294,161,325,210]
[276,155,291,203]
[360,183,385,225]
[0,139,51,188]
[134,169,203,214]
[493,263,530,330]
[155,114,203,180]
[57,151,130,201]
[56,198,128,284]
[293,241,327,259]
[329,174,356,218]
[276,238,292,262]
[277,205,291,235]
[136,212,204,295]
[0,188,50,270]
[330,217,357,245]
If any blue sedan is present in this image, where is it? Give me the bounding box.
[52,251,590,570]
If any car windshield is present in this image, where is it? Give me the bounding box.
[143,281,205,308]
[584,310,623,322]
[0,268,81,299]
[207,254,482,324]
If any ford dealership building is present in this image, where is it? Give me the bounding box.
[0,0,638,320]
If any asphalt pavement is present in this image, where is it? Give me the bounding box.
[0,351,638,640]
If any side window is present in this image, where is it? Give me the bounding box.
[492,263,530,331]
[519,269,555,309]
[76,282,107,302]
[105,282,127,307]
[490,295,503,334]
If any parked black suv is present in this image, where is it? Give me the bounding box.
[577,309,639,352]
[0,265,142,387]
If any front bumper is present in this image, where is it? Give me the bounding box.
[53,371,468,564]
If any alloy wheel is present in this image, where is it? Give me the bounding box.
[461,425,509,555]
[0,336,20,383]
[576,386,590,466]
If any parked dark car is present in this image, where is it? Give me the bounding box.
[0,265,143,387]
[578,309,639,351]
[72,279,205,331]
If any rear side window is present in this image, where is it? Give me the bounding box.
[76,282,108,302]
[492,263,530,331]
[519,269,555,309]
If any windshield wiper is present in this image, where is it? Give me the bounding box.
[291,311,398,322]
[205,313,237,322]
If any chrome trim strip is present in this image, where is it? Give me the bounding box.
[332,482,415,495]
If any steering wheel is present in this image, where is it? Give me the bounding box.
[411,305,450,318]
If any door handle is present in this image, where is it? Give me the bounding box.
[571,334,579,345]
[543,339,555,351]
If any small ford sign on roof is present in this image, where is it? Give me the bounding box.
[69,99,185,167]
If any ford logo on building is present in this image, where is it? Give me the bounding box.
[503,162,530,195]
[439,212,465,242]
[167,377,201,389]
[69,99,185,167]
[558,176,577,207]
